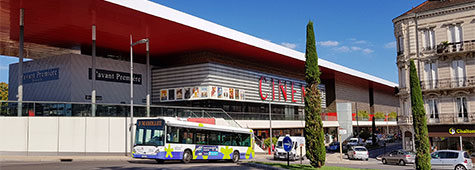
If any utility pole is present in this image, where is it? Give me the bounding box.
[17,8,24,117]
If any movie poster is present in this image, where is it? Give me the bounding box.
[229,88,234,99]
[176,88,183,100]
[200,86,208,98]
[168,89,175,100]
[211,86,217,98]
[217,87,223,98]
[160,89,168,101]
[192,87,200,99]
[223,88,229,99]
[235,89,240,100]
[184,87,191,99]
[239,89,245,100]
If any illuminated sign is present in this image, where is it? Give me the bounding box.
[449,127,475,135]
[137,119,164,130]
[259,76,305,103]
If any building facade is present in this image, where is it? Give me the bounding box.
[1,0,399,155]
[393,0,475,152]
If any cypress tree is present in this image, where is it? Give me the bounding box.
[304,21,326,168]
[409,60,431,170]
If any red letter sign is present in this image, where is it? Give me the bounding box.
[279,81,287,101]
[259,76,268,100]
[291,82,297,102]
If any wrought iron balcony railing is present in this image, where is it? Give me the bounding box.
[420,77,475,90]
[436,40,475,54]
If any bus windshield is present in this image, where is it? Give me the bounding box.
[135,119,165,146]
[135,128,165,146]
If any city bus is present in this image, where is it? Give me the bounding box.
[132,117,255,163]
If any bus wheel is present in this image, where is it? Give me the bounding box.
[232,151,240,163]
[182,150,192,164]
[155,159,164,164]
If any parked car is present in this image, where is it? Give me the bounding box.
[365,137,378,145]
[380,150,415,166]
[347,138,361,146]
[347,146,369,161]
[431,150,472,170]
[327,142,340,152]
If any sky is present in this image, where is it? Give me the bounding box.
[0,0,426,84]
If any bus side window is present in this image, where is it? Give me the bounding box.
[221,132,232,146]
[208,130,219,145]
[242,134,251,147]
[166,126,180,143]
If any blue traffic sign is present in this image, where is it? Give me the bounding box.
[283,136,292,152]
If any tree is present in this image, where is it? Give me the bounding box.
[0,82,7,101]
[409,60,431,170]
[304,21,325,168]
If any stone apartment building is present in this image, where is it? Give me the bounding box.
[393,0,475,152]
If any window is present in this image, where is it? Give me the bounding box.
[456,97,468,121]
[167,126,180,143]
[422,29,435,50]
[427,99,439,119]
[135,128,165,146]
[447,25,463,51]
[424,62,438,89]
[179,128,193,144]
[194,130,207,145]
[452,60,466,87]
[446,152,459,159]
[397,35,404,54]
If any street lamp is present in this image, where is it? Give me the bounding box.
[129,35,149,156]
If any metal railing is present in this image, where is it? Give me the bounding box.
[0,100,242,128]
[226,112,304,120]
[420,77,475,90]
[436,40,475,54]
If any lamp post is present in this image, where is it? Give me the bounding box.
[129,35,149,156]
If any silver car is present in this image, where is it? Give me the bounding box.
[347,146,369,161]
[431,150,473,170]
[380,150,415,166]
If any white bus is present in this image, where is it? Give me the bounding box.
[132,117,255,163]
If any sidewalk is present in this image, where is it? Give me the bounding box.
[0,155,134,162]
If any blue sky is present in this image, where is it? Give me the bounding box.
[0,0,426,83]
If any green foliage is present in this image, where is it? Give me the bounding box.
[409,60,431,170]
[388,112,397,119]
[304,21,325,168]
[264,137,277,148]
[357,110,369,120]
[374,112,385,119]
[0,82,7,101]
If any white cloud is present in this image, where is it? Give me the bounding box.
[354,40,367,44]
[280,42,297,49]
[351,46,362,51]
[362,48,374,54]
[318,40,339,47]
[333,46,350,52]
[384,41,397,49]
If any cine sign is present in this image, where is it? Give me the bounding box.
[258,76,305,103]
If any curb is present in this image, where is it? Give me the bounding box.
[240,162,287,170]
[0,156,134,162]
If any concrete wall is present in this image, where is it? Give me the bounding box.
[0,117,140,155]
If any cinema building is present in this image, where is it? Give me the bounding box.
[1,0,398,154]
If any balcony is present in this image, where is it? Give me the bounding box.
[436,40,475,55]
[420,77,475,91]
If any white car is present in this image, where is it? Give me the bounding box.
[431,150,472,170]
[347,146,369,161]
[347,138,360,146]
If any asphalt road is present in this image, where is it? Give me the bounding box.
[0,160,260,170]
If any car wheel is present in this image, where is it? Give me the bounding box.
[382,158,387,164]
[182,150,192,164]
[232,151,240,163]
[398,160,406,166]
[455,165,467,170]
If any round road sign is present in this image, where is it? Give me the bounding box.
[283,136,292,152]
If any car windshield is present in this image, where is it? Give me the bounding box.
[354,148,367,151]
[276,141,283,148]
